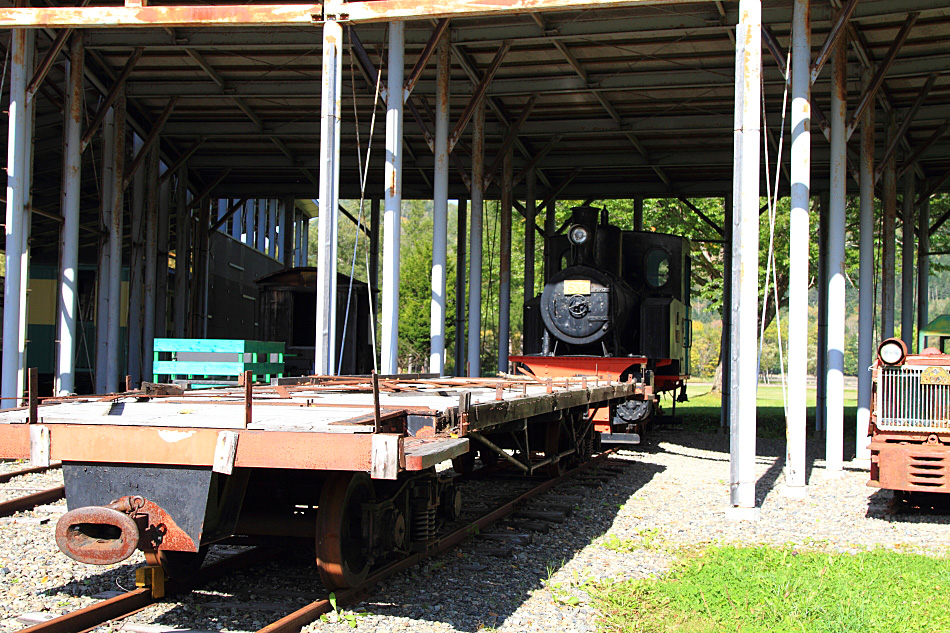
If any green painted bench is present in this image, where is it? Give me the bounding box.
[152,338,285,386]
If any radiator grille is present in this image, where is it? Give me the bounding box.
[876,366,950,431]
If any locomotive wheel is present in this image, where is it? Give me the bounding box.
[145,547,208,581]
[316,471,375,590]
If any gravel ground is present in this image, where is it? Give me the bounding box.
[1,431,948,633]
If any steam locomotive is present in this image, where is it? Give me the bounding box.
[511,205,692,443]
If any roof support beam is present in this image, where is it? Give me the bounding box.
[922,170,950,234]
[512,134,561,187]
[449,41,510,152]
[159,137,206,184]
[678,197,724,236]
[339,204,372,236]
[26,27,71,104]
[846,12,918,140]
[187,169,232,209]
[80,47,143,152]
[897,120,949,179]
[185,48,226,90]
[484,93,538,187]
[0,5,322,28]
[810,0,859,84]
[404,18,450,97]
[123,97,178,189]
[209,197,248,232]
[539,167,582,216]
[876,72,938,180]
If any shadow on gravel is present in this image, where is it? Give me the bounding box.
[866,489,950,523]
[354,460,666,632]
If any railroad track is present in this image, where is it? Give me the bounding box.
[9,451,624,633]
[0,462,65,517]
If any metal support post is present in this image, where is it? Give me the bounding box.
[454,198,467,376]
[369,197,380,292]
[633,196,643,231]
[173,164,189,338]
[316,19,342,375]
[524,169,536,311]
[106,90,127,393]
[55,32,83,396]
[244,200,255,247]
[816,192,828,434]
[95,106,115,394]
[144,144,159,382]
[544,199,556,280]
[467,100,485,377]
[268,199,277,258]
[825,33,847,475]
[728,0,761,517]
[882,113,897,340]
[155,177,170,339]
[785,0,810,495]
[128,133,145,386]
[382,21,404,375]
[231,198,243,240]
[301,216,310,265]
[281,197,294,266]
[430,32,450,376]
[498,148,513,375]
[901,173,915,347]
[856,67,875,464]
[256,198,267,252]
[14,31,35,405]
[918,193,930,349]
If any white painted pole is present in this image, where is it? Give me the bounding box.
[825,34,847,475]
[106,90,127,393]
[56,32,83,396]
[430,33,450,376]
[856,67,875,464]
[3,30,28,406]
[382,22,405,375]
[16,32,35,404]
[785,0,810,495]
[316,19,342,375]
[728,0,761,517]
[467,100,485,377]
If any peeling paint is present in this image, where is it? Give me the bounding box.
[158,429,196,443]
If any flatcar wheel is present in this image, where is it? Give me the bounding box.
[316,471,375,590]
[146,547,208,581]
[451,450,476,475]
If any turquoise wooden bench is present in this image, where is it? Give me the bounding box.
[152,338,285,386]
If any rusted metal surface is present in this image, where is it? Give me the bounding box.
[809,0,859,85]
[0,485,65,517]
[324,0,682,23]
[26,27,72,104]
[451,42,511,156]
[0,423,30,459]
[404,18,450,97]
[869,440,949,492]
[0,5,321,28]
[55,504,140,564]
[80,48,141,153]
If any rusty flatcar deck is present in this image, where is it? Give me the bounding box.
[0,375,641,480]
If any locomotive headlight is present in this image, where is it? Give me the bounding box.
[877,338,907,366]
[568,225,590,245]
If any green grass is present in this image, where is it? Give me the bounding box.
[591,546,950,633]
[659,385,858,440]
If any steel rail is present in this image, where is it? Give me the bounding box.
[16,547,276,633]
[0,462,61,484]
[0,485,65,517]
[257,449,618,633]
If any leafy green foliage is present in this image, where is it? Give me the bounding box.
[591,546,950,633]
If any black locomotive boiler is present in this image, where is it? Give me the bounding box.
[512,205,692,442]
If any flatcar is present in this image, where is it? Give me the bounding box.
[512,205,692,443]
[868,336,950,496]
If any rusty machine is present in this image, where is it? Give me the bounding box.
[512,205,692,444]
[868,337,950,497]
[0,373,651,590]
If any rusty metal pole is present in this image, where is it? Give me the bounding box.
[881,113,897,340]
[498,148,513,375]
[727,0,760,518]
[106,89,127,393]
[316,19,342,375]
[128,133,145,386]
[856,67,875,464]
[2,29,28,406]
[55,32,84,396]
[173,164,189,338]
[143,144,159,382]
[454,198,467,376]
[784,0,810,496]
[524,169,536,315]
[825,30,847,475]
[901,173,915,348]
[155,177,170,339]
[467,100,485,377]
[430,32,450,376]
[382,22,404,375]
[917,191,930,350]
[94,106,115,394]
